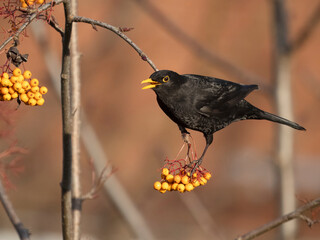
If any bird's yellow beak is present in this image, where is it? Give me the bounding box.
[141,78,160,90]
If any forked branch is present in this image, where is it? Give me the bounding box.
[236,197,320,240]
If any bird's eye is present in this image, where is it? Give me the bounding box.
[163,76,170,82]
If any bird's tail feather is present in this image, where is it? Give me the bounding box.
[257,110,306,131]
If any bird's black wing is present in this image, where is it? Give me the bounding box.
[184,74,258,117]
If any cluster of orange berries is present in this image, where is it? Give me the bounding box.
[153,167,212,193]
[20,0,45,8]
[0,68,48,106]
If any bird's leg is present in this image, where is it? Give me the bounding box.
[179,126,192,161]
[189,134,213,176]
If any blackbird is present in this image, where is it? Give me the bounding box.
[141,70,305,170]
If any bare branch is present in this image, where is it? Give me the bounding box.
[47,16,64,37]
[72,16,158,71]
[0,0,64,51]
[235,198,320,240]
[0,179,30,240]
[60,0,74,238]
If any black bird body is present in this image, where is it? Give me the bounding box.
[141,70,305,170]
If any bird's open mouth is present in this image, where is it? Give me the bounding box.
[141,78,161,90]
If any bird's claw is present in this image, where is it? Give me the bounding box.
[188,159,202,176]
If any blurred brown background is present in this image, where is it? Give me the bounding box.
[0,0,319,239]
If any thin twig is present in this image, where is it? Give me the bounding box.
[235,197,320,240]
[0,179,30,240]
[71,16,158,71]
[0,0,64,51]
[47,16,64,37]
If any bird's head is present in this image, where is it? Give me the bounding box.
[141,70,182,91]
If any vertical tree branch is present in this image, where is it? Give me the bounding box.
[272,0,297,239]
[70,0,82,239]
[61,0,74,239]
[0,179,30,240]
[31,19,156,240]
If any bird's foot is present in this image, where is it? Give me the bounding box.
[188,158,202,177]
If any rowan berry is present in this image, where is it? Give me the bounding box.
[177,184,185,193]
[30,78,39,87]
[3,94,11,101]
[23,71,32,79]
[153,181,161,191]
[1,87,9,95]
[166,174,174,183]
[39,86,48,94]
[185,183,194,192]
[13,68,21,77]
[161,182,169,190]
[20,93,28,103]
[174,175,181,183]
[28,98,37,106]
[37,98,45,106]
[181,175,190,185]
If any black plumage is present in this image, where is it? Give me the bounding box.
[141,70,305,170]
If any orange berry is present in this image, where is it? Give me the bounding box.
[161,168,169,177]
[10,76,19,84]
[192,179,200,187]
[31,86,39,93]
[174,175,181,183]
[204,172,212,180]
[1,87,9,95]
[20,93,28,103]
[22,81,31,90]
[199,177,207,186]
[34,92,42,100]
[30,78,39,87]
[166,174,174,183]
[167,183,172,191]
[37,98,45,106]
[11,92,18,99]
[13,82,22,92]
[153,181,161,191]
[177,184,185,193]
[28,98,37,106]
[181,175,190,185]
[18,88,25,94]
[1,78,10,87]
[17,75,24,83]
[192,173,197,179]
[185,183,194,192]
[12,68,21,77]
[27,91,34,99]
[39,86,48,94]
[171,183,178,191]
[23,70,32,79]
[8,87,15,94]
[3,94,11,101]
[2,72,9,79]
[159,189,166,194]
[161,182,169,190]
[36,0,44,3]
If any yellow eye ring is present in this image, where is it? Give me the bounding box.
[163,76,170,82]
